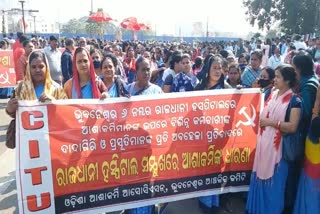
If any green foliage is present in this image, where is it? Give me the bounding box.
[61,16,155,38]
[61,19,86,34]
[85,22,117,37]
[61,17,117,36]
[243,0,320,34]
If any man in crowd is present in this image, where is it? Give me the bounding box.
[16,40,34,81]
[44,35,62,85]
[61,38,75,85]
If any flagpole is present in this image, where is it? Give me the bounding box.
[19,0,25,33]
[91,0,93,14]
[206,16,209,41]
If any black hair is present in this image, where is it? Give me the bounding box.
[22,40,31,48]
[275,64,297,88]
[238,53,249,63]
[195,55,225,90]
[251,50,263,61]
[28,51,48,67]
[181,53,190,61]
[262,66,275,80]
[0,40,6,48]
[193,56,203,69]
[229,63,241,73]
[169,51,182,70]
[75,47,88,56]
[19,35,28,44]
[90,48,102,58]
[65,38,74,46]
[164,50,173,64]
[135,56,149,71]
[219,50,229,59]
[101,53,118,69]
[292,50,314,76]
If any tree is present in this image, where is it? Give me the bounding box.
[243,0,320,34]
[85,22,117,37]
[61,19,86,34]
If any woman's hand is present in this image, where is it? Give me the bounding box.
[251,79,260,88]
[6,98,18,114]
[312,86,320,120]
[39,93,54,102]
[100,92,109,100]
[260,118,273,128]
[236,84,244,90]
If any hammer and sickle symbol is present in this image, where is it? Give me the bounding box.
[236,104,256,128]
[0,71,11,84]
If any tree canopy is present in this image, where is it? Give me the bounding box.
[243,0,320,35]
[61,17,154,38]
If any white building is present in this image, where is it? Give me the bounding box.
[1,0,59,34]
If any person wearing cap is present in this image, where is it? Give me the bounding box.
[44,35,62,85]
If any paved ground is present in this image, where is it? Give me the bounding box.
[0,98,247,214]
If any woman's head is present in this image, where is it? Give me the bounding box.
[143,51,152,60]
[28,51,48,86]
[274,64,297,90]
[292,50,314,78]
[228,63,241,85]
[238,53,249,71]
[181,54,191,73]
[74,47,91,77]
[250,50,263,70]
[194,56,203,69]
[258,67,275,89]
[126,46,135,58]
[169,51,183,71]
[135,57,151,85]
[208,56,224,82]
[195,55,225,90]
[101,53,118,81]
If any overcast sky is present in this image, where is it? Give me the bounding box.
[3,0,259,36]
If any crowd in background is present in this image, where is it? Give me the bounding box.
[1,31,320,214]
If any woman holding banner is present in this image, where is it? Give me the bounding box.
[5,50,67,117]
[246,64,302,214]
[64,47,107,99]
[100,53,129,98]
[194,55,231,212]
[293,86,320,214]
[125,56,162,214]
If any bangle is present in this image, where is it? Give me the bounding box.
[277,121,281,130]
[312,108,319,115]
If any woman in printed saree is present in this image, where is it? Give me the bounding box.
[6,50,67,118]
[64,47,107,99]
[246,64,302,214]
[241,50,263,88]
[126,57,162,96]
[100,53,129,98]
[294,85,320,214]
[194,55,231,212]
[125,57,162,214]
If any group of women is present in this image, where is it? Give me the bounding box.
[5,44,320,214]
